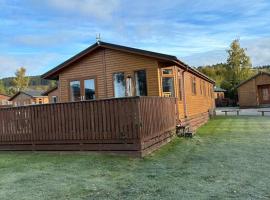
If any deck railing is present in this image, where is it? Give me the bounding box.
[0,96,178,155]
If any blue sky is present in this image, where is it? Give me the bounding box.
[0,0,270,78]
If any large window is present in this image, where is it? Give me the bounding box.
[178,70,182,100]
[84,79,95,100]
[114,72,126,97]
[70,80,81,101]
[162,77,174,97]
[161,68,175,97]
[203,81,206,96]
[191,76,196,95]
[135,70,147,96]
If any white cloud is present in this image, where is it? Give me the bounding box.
[181,37,270,67]
[46,0,120,19]
[0,53,59,78]
[242,38,270,66]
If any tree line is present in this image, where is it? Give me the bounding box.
[197,39,268,99]
[0,67,56,96]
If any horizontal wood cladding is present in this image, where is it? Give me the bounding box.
[238,79,257,107]
[48,88,59,103]
[181,70,214,119]
[58,47,214,121]
[104,49,159,97]
[59,48,159,102]
[158,65,214,120]
[59,49,105,102]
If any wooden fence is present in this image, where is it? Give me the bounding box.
[0,97,178,156]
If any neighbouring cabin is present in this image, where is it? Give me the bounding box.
[42,41,215,130]
[9,90,49,106]
[0,93,12,108]
[42,86,59,103]
[214,86,226,107]
[0,93,11,105]
[237,71,270,108]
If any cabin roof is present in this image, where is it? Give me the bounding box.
[42,86,58,96]
[214,86,226,92]
[41,41,215,84]
[9,90,45,101]
[0,93,10,98]
[236,71,270,88]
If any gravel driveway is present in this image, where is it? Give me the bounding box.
[216,107,270,116]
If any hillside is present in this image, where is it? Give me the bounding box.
[0,76,56,94]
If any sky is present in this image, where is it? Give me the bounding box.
[0,0,270,78]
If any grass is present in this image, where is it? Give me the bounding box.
[0,116,270,200]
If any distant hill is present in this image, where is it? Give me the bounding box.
[0,76,56,94]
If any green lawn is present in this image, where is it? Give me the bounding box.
[1,116,270,200]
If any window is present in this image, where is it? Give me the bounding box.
[52,96,58,103]
[203,81,206,96]
[135,70,147,96]
[191,76,196,95]
[262,88,269,101]
[162,77,174,97]
[38,99,42,104]
[126,76,133,97]
[84,79,95,100]
[114,72,126,97]
[178,70,182,100]
[70,80,81,101]
[162,69,173,75]
[200,80,203,95]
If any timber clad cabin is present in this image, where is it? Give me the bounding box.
[0,93,11,107]
[237,71,270,107]
[42,41,215,129]
[214,86,226,107]
[0,41,215,156]
[9,90,49,106]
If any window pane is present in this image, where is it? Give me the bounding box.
[135,70,147,96]
[162,77,174,97]
[52,96,58,103]
[114,73,126,97]
[162,69,173,74]
[70,80,81,101]
[84,79,95,100]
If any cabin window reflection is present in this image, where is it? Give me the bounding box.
[135,70,147,96]
[70,80,81,101]
[114,72,126,97]
[162,69,173,75]
[84,79,95,100]
[162,77,174,97]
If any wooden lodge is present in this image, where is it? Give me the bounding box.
[42,41,215,130]
[0,93,12,108]
[9,90,49,106]
[237,71,270,108]
[0,41,215,156]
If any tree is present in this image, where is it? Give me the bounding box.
[0,80,6,94]
[225,39,253,99]
[12,67,29,91]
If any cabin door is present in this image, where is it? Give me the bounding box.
[258,85,270,105]
[69,78,96,101]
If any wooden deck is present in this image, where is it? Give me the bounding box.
[0,97,178,156]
